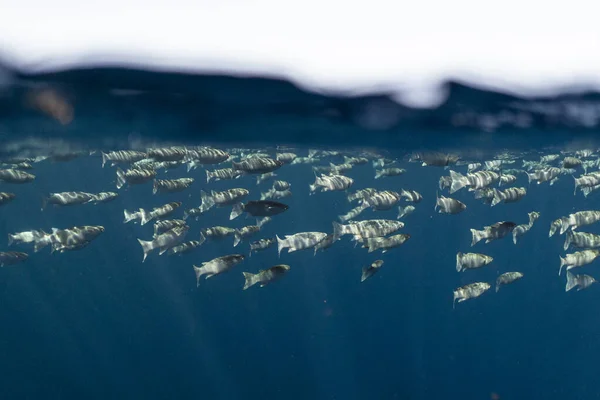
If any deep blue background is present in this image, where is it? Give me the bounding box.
[0,150,598,400]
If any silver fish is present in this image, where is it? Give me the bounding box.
[193,254,246,286]
[0,251,28,266]
[566,271,597,292]
[242,264,291,290]
[361,260,384,282]
[496,272,524,292]
[453,282,491,308]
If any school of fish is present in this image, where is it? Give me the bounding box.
[1,146,599,305]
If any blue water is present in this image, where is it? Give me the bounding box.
[1,64,600,399]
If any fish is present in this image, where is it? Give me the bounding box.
[496,272,524,292]
[242,264,291,290]
[137,225,189,262]
[249,238,277,257]
[0,169,35,184]
[0,251,28,267]
[232,157,283,174]
[41,192,95,210]
[470,221,517,246]
[193,255,246,286]
[361,260,384,282]
[456,252,494,272]
[230,200,289,220]
[453,282,491,308]
[233,226,261,247]
[167,240,205,255]
[101,150,147,167]
[0,192,16,206]
[115,167,156,189]
[364,234,410,253]
[566,271,597,292]
[152,178,194,194]
[435,193,466,214]
[332,219,404,241]
[276,232,328,256]
[374,168,406,179]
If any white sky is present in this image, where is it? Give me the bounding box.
[2,0,600,106]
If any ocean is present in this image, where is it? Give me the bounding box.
[0,64,599,400]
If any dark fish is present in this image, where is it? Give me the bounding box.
[230,200,289,220]
[0,251,28,266]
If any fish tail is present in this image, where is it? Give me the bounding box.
[470,229,485,247]
[242,272,257,290]
[566,271,577,292]
[233,231,241,247]
[564,231,572,251]
[230,203,244,220]
[137,238,153,263]
[490,189,502,207]
[559,219,571,235]
[140,209,151,226]
[198,232,206,246]
[115,168,126,189]
[559,256,566,276]
[332,221,344,242]
[455,252,463,272]
[526,172,536,185]
[123,209,135,223]
[449,170,466,194]
[512,230,518,245]
[200,190,214,211]
[152,179,158,195]
[7,233,14,246]
[193,264,206,287]
[360,267,369,282]
[205,170,212,183]
[101,152,108,168]
[257,217,270,228]
[276,235,285,258]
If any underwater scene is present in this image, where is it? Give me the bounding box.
[1,65,600,399]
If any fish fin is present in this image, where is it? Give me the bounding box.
[233,231,241,247]
[242,272,256,290]
[456,252,462,272]
[193,265,205,287]
[332,221,344,241]
[123,209,136,223]
[137,238,153,263]
[490,189,502,207]
[470,229,484,247]
[115,168,126,189]
[276,235,285,258]
[140,209,150,225]
[566,271,577,292]
[559,256,566,276]
[230,203,244,220]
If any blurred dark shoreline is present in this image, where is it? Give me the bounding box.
[1,60,600,155]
